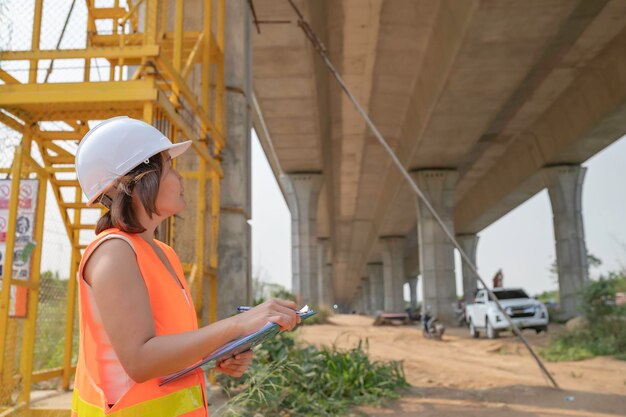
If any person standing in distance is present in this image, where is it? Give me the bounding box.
[72,117,299,416]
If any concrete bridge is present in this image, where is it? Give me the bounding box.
[220,0,626,322]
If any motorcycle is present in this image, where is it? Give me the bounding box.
[422,312,445,340]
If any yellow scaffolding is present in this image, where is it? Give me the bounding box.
[0,0,225,415]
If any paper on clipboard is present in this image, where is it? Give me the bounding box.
[159,305,316,386]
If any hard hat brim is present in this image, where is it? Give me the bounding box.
[167,140,192,158]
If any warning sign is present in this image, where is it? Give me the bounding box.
[0,179,39,318]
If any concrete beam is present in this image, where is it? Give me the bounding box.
[543,165,589,319]
[367,262,384,314]
[456,26,626,234]
[217,0,252,320]
[407,276,418,311]
[381,236,406,312]
[361,276,372,315]
[457,234,479,304]
[317,237,333,308]
[351,0,479,301]
[283,173,324,304]
[413,170,458,324]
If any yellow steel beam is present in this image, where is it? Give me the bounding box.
[120,0,145,27]
[29,0,44,84]
[32,367,63,383]
[156,92,223,176]
[36,131,83,140]
[0,79,157,105]
[51,179,80,188]
[144,0,158,45]
[91,7,127,20]
[45,166,76,173]
[172,0,184,106]
[0,402,26,417]
[0,111,25,132]
[69,224,96,230]
[47,156,76,164]
[8,279,39,290]
[0,69,20,85]
[182,32,205,80]
[202,0,212,111]
[155,58,224,147]
[62,187,82,390]
[0,144,24,384]
[38,141,74,160]
[59,202,91,209]
[0,45,159,61]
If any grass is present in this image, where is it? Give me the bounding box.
[215,333,409,417]
[540,273,626,362]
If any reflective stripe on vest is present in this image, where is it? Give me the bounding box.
[71,385,204,417]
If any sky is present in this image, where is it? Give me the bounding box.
[251,129,626,302]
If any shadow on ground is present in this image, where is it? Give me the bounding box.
[356,384,626,417]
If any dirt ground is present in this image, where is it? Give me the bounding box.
[298,314,626,417]
[30,314,625,416]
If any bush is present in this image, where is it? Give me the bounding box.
[541,273,626,361]
[215,333,409,416]
[301,305,331,325]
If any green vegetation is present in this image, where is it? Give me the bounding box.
[540,272,626,362]
[252,279,331,324]
[216,333,409,417]
[34,271,77,372]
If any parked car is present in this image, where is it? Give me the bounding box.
[465,288,549,339]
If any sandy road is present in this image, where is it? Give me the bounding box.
[298,314,626,417]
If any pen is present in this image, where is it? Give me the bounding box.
[236,305,311,314]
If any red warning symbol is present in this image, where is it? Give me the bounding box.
[0,184,9,209]
[19,184,32,198]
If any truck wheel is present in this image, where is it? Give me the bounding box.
[486,320,499,339]
[469,319,479,338]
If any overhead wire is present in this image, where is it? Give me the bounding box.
[286,0,560,390]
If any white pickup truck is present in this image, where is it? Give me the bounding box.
[465,288,549,339]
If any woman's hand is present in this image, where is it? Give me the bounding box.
[235,298,301,336]
[216,350,254,378]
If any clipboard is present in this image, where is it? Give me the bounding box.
[159,308,317,386]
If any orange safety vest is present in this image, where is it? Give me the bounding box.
[72,228,208,416]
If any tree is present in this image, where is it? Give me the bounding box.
[549,252,602,283]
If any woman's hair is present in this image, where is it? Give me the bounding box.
[95,152,164,234]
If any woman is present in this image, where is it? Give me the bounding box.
[72,116,299,416]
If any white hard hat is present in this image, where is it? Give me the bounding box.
[75,116,192,206]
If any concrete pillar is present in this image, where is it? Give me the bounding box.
[412,170,458,324]
[361,276,371,315]
[543,165,589,319]
[457,234,479,304]
[353,287,362,313]
[367,263,384,313]
[216,0,252,320]
[317,238,333,308]
[407,276,418,310]
[283,173,323,304]
[381,236,406,312]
